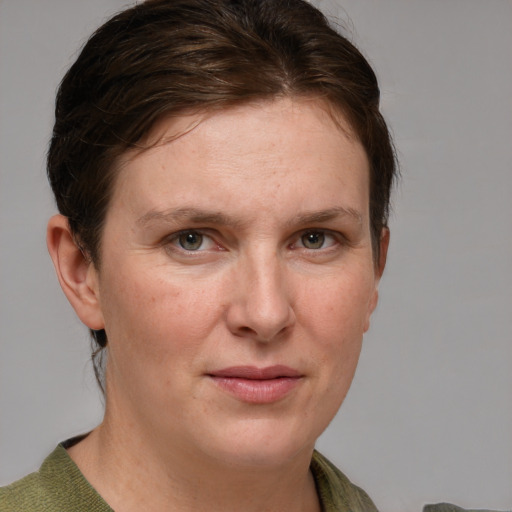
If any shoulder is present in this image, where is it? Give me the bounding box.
[311,450,379,512]
[424,504,510,512]
[0,445,112,512]
[0,470,52,512]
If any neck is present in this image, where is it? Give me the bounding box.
[68,415,321,512]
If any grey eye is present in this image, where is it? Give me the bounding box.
[178,231,203,250]
[301,231,325,249]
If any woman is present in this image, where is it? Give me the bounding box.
[0,1,496,511]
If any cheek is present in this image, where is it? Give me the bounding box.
[298,270,375,392]
[300,270,376,341]
[99,264,224,369]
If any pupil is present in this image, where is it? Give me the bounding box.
[303,232,324,249]
[179,232,203,250]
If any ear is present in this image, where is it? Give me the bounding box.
[364,227,390,332]
[46,214,105,330]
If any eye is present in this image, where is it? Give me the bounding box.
[296,230,337,250]
[173,230,216,251]
[301,231,325,249]
[178,231,203,250]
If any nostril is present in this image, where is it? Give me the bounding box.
[225,283,296,342]
[238,323,292,343]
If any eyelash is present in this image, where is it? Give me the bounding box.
[163,228,344,254]
[164,230,220,253]
[292,230,340,251]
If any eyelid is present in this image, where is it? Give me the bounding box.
[291,228,346,250]
[160,227,348,255]
[164,229,220,252]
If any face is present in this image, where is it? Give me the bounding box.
[89,98,384,468]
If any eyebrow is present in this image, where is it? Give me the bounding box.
[287,206,363,227]
[136,207,248,229]
[136,206,363,229]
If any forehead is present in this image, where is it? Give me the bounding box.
[130,96,362,161]
[111,98,370,223]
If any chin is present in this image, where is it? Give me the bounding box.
[198,418,318,470]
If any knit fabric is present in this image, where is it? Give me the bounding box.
[424,505,510,512]
[0,445,374,511]
[311,450,378,511]
[0,445,112,511]
[1,445,506,511]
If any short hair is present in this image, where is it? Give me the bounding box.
[47,0,397,382]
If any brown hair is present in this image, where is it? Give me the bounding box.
[47,0,397,384]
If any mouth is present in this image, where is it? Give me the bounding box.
[207,365,303,404]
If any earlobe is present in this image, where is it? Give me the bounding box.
[46,214,105,330]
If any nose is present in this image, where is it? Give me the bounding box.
[225,251,295,343]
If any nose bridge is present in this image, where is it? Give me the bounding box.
[229,243,294,342]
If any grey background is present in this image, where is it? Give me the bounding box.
[1,1,511,511]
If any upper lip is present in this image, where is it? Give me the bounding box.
[208,365,302,380]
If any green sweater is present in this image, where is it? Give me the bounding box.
[0,445,377,512]
[0,445,506,512]
[0,446,375,512]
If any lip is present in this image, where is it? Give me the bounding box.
[208,365,303,404]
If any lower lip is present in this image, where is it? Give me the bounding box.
[209,376,302,404]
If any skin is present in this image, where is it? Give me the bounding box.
[47,97,388,512]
